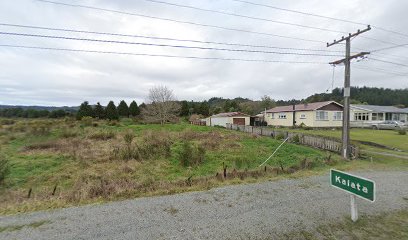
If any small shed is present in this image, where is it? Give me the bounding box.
[206,112,250,127]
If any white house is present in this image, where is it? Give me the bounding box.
[206,112,250,127]
[264,101,344,128]
[350,105,408,127]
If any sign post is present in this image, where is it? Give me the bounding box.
[330,169,375,222]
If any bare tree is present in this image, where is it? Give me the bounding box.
[142,86,181,125]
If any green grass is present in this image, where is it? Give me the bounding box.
[0,220,50,233]
[280,128,408,151]
[0,118,407,215]
[280,209,408,239]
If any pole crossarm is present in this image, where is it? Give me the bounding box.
[329,52,370,65]
[327,25,371,47]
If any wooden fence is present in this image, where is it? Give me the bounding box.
[225,124,359,158]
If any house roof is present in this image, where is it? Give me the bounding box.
[211,112,250,118]
[351,105,407,113]
[265,101,342,113]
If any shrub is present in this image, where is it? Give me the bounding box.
[291,134,300,144]
[80,116,93,127]
[60,128,79,138]
[0,119,15,125]
[88,130,115,140]
[179,141,206,167]
[0,154,9,185]
[275,132,285,140]
[398,129,406,135]
[29,121,51,135]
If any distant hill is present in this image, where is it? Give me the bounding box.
[0,105,78,112]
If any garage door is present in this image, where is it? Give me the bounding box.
[233,118,245,125]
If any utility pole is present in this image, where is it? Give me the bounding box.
[327,25,371,159]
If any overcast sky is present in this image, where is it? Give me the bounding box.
[0,0,407,106]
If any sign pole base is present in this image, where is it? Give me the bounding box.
[350,194,358,222]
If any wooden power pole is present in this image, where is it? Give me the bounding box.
[327,25,371,159]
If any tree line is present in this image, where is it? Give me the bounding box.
[76,100,141,120]
[0,108,72,118]
[1,86,406,120]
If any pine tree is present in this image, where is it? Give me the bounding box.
[180,100,189,116]
[76,101,94,120]
[94,102,105,119]
[105,101,119,120]
[129,100,140,117]
[117,100,129,117]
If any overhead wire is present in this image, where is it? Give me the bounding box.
[0,29,343,56]
[34,0,325,43]
[144,0,406,48]
[143,0,344,34]
[0,44,329,64]
[0,23,344,53]
[229,0,408,40]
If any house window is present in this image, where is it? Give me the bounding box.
[271,113,275,119]
[372,113,377,121]
[300,114,306,119]
[378,113,384,121]
[278,113,286,119]
[354,112,369,121]
[333,112,342,120]
[316,111,328,121]
[393,114,400,121]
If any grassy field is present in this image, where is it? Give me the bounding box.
[280,127,408,151]
[281,209,408,239]
[0,118,407,215]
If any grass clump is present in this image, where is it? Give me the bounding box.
[87,130,115,140]
[398,129,406,135]
[60,128,79,138]
[0,154,9,185]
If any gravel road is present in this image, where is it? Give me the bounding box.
[1,170,407,240]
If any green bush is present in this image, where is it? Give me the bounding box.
[291,134,300,143]
[275,132,285,140]
[398,129,406,135]
[179,141,206,167]
[0,154,9,185]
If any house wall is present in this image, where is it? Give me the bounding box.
[265,110,343,127]
[207,116,250,127]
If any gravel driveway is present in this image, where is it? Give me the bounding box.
[1,170,407,239]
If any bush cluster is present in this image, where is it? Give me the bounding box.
[179,141,206,167]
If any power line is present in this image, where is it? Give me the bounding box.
[0,23,343,53]
[144,0,405,48]
[144,0,344,34]
[371,43,408,53]
[369,57,408,68]
[0,44,328,64]
[35,0,325,43]
[353,65,407,77]
[229,0,408,40]
[0,31,343,57]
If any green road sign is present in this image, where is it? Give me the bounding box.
[330,169,375,202]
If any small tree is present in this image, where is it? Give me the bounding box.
[94,102,105,119]
[76,101,94,120]
[117,100,129,117]
[142,86,181,125]
[129,100,140,117]
[105,101,119,120]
